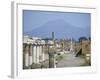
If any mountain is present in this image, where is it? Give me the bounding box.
[24,19,90,40]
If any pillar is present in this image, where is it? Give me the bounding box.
[29,45,33,66]
[36,46,40,64]
[39,46,42,62]
[42,45,45,61]
[32,45,37,64]
[25,44,29,67]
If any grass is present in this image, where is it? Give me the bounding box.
[80,63,90,66]
[55,55,64,61]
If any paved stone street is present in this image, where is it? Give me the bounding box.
[56,53,87,67]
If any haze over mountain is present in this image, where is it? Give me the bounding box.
[24,19,90,40]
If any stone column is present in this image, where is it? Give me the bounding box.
[33,45,37,64]
[25,44,29,67]
[29,44,33,66]
[39,46,42,62]
[42,45,45,61]
[32,45,34,64]
[36,46,40,64]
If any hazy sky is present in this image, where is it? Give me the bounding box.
[23,10,91,39]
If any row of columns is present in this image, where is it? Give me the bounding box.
[23,44,45,68]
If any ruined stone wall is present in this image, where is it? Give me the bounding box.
[82,40,91,55]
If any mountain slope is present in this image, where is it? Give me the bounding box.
[24,19,90,40]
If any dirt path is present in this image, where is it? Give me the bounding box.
[56,53,86,67]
